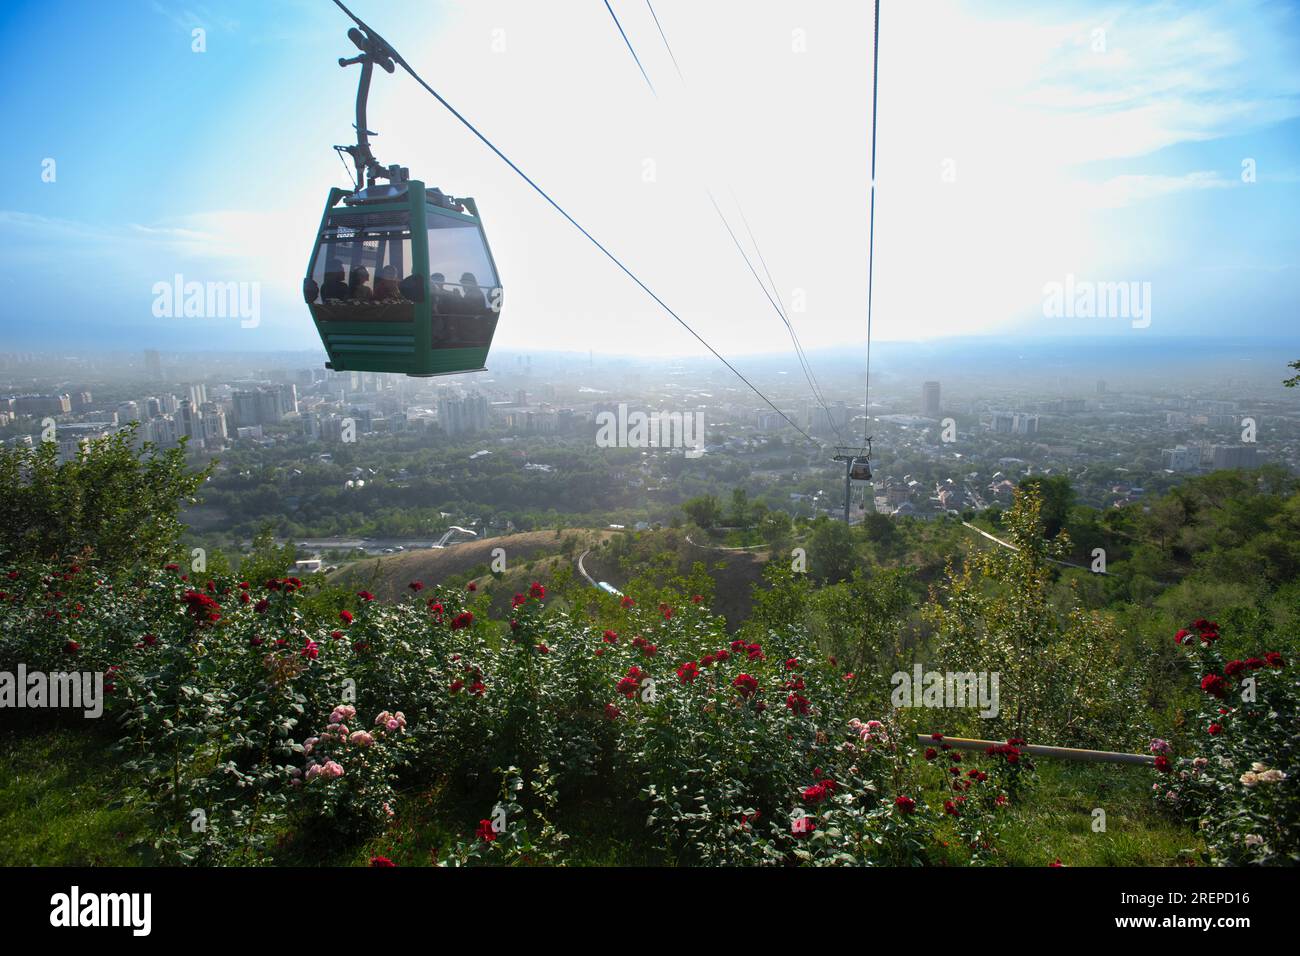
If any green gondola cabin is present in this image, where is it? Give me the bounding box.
[305,23,503,377]
[304,181,502,377]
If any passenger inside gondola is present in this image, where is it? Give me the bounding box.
[373,264,401,300]
[348,266,372,301]
[429,272,450,313]
[399,272,424,301]
[459,272,487,313]
[321,259,349,301]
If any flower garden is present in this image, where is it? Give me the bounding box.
[1,551,1294,867]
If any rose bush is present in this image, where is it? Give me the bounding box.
[1150,619,1296,865]
[0,552,1247,868]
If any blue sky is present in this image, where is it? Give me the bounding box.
[0,0,1297,357]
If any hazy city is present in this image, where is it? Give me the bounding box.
[3,337,1296,563]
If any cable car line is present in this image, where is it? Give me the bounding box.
[602,2,847,446]
[603,1,657,96]
[621,2,848,443]
[730,192,845,443]
[706,189,847,446]
[327,0,816,443]
[644,0,685,82]
[625,2,848,444]
[863,0,881,447]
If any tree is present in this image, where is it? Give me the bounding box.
[239,526,297,583]
[0,425,209,571]
[758,509,793,552]
[812,568,914,688]
[808,517,857,585]
[861,512,899,550]
[727,487,752,528]
[1017,474,1074,538]
[682,494,723,530]
[924,488,1135,745]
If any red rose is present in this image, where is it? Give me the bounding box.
[64,640,79,655]
[1207,723,1223,736]
[475,819,497,842]
[801,783,828,803]
[339,609,354,625]
[732,673,758,697]
[1265,651,1285,668]
[1200,674,1229,698]
[408,581,424,592]
[894,795,916,814]
[1224,659,1245,676]
[1154,754,1171,771]
[369,856,396,867]
[925,747,937,760]
[529,582,545,600]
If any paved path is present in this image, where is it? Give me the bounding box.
[960,521,1106,575]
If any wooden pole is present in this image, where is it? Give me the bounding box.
[917,734,1156,766]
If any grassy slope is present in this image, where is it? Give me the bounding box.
[0,725,152,866]
[330,530,616,597]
